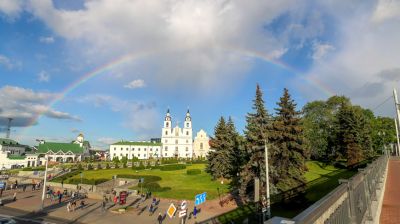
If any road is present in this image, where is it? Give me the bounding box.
[0,206,77,224]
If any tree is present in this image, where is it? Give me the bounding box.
[239,84,272,199]
[335,104,370,166]
[371,117,397,154]
[226,116,245,187]
[270,88,307,191]
[206,117,235,179]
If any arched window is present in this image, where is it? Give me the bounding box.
[200,143,203,150]
[165,131,168,135]
[175,139,178,144]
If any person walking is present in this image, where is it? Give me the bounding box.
[72,200,76,212]
[101,199,106,213]
[67,201,71,212]
[22,185,26,192]
[149,203,153,215]
[12,192,17,201]
[193,206,197,219]
[157,212,163,224]
[58,192,63,204]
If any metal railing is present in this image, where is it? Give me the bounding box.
[292,155,388,224]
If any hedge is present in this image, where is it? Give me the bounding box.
[51,170,81,183]
[186,169,201,175]
[160,164,186,171]
[142,182,171,192]
[66,178,109,185]
[116,174,161,183]
[22,167,46,171]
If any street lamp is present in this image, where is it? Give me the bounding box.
[263,140,271,220]
[40,155,49,211]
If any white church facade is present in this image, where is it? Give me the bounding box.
[161,109,193,158]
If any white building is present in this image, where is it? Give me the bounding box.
[161,109,193,158]
[193,129,210,158]
[0,138,39,169]
[109,141,162,160]
[36,134,90,162]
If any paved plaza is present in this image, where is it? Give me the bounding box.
[0,186,236,224]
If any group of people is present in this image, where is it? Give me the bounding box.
[67,199,85,212]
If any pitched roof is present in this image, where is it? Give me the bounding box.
[111,141,162,146]
[37,142,84,154]
[0,138,19,146]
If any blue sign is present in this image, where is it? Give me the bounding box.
[195,192,206,206]
[0,182,5,189]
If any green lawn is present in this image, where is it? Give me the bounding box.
[64,164,229,200]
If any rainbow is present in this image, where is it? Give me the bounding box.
[22,47,335,133]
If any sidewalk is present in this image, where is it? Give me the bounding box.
[0,188,237,223]
[380,158,400,224]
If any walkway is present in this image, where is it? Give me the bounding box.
[380,158,400,224]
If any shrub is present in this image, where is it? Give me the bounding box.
[143,182,171,192]
[123,163,127,168]
[116,174,161,183]
[77,164,83,171]
[160,164,186,171]
[161,158,179,165]
[106,163,110,169]
[97,163,102,170]
[87,164,93,170]
[22,167,46,171]
[187,169,201,175]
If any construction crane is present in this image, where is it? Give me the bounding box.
[6,118,12,139]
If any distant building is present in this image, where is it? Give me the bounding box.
[109,141,162,160]
[161,109,193,158]
[0,138,39,169]
[36,133,90,162]
[193,129,210,158]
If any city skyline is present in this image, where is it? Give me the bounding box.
[1,0,399,148]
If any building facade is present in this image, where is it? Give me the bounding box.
[193,129,210,158]
[109,141,162,160]
[0,138,39,169]
[36,134,90,162]
[161,109,193,158]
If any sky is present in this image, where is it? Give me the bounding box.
[0,0,400,149]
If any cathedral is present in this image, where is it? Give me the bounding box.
[161,109,193,158]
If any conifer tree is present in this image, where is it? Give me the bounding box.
[226,117,244,185]
[270,88,307,191]
[206,117,235,179]
[239,84,272,199]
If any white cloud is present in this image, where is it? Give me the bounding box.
[0,0,23,18]
[372,0,400,23]
[39,36,55,44]
[0,85,80,127]
[312,42,335,60]
[78,94,159,139]
[124,79,146,89]
[0,54,20,70]
[26,0,291,92]
[37,70,50,82]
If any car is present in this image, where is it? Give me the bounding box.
[0,216,16,224]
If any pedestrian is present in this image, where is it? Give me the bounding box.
[23,185,26,192]
[12,192,17,201]
[149,203,153,215]
[32,183,35,191]
[101,199,106,212]
[67,201,71,212]
[72,200,76,211]
[0,188,3,197]
[193,206,197,219]
[157,212,163,224]
[80,200,85,209]
[58,193,63,204]
[15,180,18,189]
[113,195,118,205]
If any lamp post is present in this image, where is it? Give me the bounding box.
[41,155,49,211]
[264,140,271,220]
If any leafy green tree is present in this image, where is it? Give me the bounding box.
[270,88,307,191]
[371,116,397,154]
[239,84,272,199]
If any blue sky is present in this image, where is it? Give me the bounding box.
[0,0,399,148]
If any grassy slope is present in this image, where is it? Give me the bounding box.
[217,161,357,223]
[65,164,229,200]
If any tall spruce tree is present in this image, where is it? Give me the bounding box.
[270,88,307,191]
[226,117,244,186]
[206,117,235,179]
[239,84,272,199]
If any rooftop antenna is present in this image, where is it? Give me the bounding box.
[6,118,12,139]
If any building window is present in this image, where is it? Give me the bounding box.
[138,154,140,157]
[138,148,140,151]
[165,146,168,150]
[144,148,147,151]
[126,148,129,151]
[186,140,188,143]
[186,131,189,135]
[165,131,168,135]
[113,153,116,156]
[114,147,116,150]
[156,148,158,151]
[120,153,123,156]
[165,153,167,156]
[186,147,188,151]
[126,154,128,157]
[175,140,178,144]
[186,153,189,157]
[150,148,153,151]
[175,146,178,150]
[132,148,135,151]
[165,139,168,143]
[121,147,123,150]
[200,143,203,150]
[186,123,189,128]
[166,122,169,127]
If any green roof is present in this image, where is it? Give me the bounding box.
[37,142,84,154]
[111,141,162,146]
[8,155,26,160]
[0,138,19,146]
